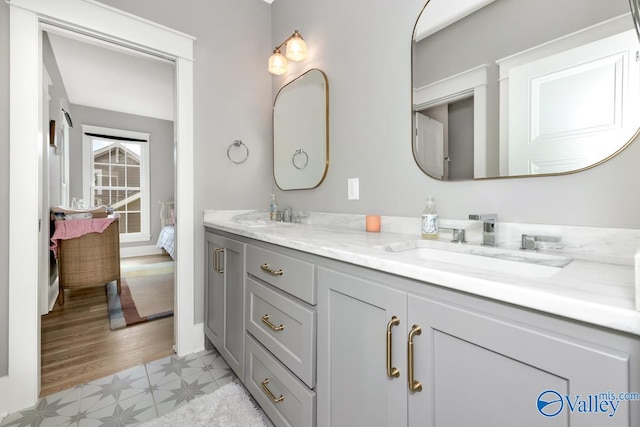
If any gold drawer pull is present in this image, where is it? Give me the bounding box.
[261,314,285,332]
[408,324,422,392]
[260,263,284,276]
[386,316,400,378]
[261,379,284,403]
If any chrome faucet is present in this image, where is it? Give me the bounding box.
[468,213,497,246]
[520,234,561,251]
[275,207,292,222]
[440,227,466,243]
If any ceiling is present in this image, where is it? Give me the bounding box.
[47,31,175,121]
[414,0,496,42]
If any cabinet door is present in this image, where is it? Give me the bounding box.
[221,237,245,380]
[204,232,246,380]
[408,294,631,427]
[204,232,225,348]
[317,267,407,427]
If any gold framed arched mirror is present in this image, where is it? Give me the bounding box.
[273,69,329,190]
[412,0,640,180]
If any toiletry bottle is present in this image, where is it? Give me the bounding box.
[269,194,278,221]
[421,197,439,239]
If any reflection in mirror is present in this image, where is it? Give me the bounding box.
[412,0,640,180]
[273,69,329,190]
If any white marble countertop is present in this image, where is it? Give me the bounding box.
[203,210,640,336]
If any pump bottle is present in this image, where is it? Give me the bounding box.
[269,194,278,221]
[421,197,439,239]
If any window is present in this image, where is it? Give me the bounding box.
[83,125,151,242]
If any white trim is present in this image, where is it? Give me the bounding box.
[8,0,197,413]
[9,5,41,411]
[40,22,177,65]
[120,233,152,243]
[495,13,632,80]
[174,56,199,357]
[0,374,8,420]
[60,111,70,206]
[413,65,489,178]
[413,65,488,109]
[40,66,52,316]
[47,278,59,313]
[8,0,195,61]
[120,244,163,258]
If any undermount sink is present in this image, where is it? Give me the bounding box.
[234,220,294,228]
[381,240,572,278]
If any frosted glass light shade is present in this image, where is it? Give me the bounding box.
[268,50,288,75]
[286,34,307,62]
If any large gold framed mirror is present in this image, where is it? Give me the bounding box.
[273,69,329,190]
[412,0,640,180]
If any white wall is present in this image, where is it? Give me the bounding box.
[269,0,640,230]
[67,104,175,248]
[0,0,273,377]
[94,0,274,322]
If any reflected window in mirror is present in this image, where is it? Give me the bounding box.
[273,69,329,190]
[412,0,640,180]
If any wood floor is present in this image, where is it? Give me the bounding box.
[40,255,175,397]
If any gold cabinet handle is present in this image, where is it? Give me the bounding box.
[214,248,224,273]
[261,378,284,403]
[386,316,400,378]
[261,314,285,332]
[408,324,422,392]
[260,263,284,276]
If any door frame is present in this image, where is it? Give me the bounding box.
[8,0,198,413]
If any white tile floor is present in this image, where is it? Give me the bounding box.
[1,348,263,427]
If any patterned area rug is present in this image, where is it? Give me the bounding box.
[107,261,174,330]
[137,382,266,427]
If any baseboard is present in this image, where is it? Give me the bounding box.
[48,278,59,313]
[119,245,163,259]
[0,374,8,421]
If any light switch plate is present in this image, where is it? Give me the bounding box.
[348,177,359,200]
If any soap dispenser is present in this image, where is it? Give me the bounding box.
[269,194,278,221]
[421,196,439,240]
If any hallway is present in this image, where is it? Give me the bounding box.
[41,255,175,396]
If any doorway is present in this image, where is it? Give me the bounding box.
[8,0,197,413]
[41,27,177,395]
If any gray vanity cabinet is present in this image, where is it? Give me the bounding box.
[317,266,408,427]
[202,226,638,427]
[244,244,317,427]
[317,265,638,427]
[204,230,246,380]
[408,294,633,427]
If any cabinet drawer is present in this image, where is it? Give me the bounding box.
[247,245,316,305]
[247,277,316,388]
[245,334,316,427]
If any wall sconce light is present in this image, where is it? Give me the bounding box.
[268,30,307,75]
